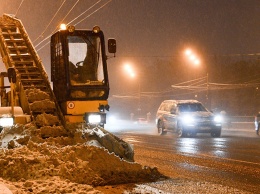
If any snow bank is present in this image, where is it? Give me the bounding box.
[0,123,163,193]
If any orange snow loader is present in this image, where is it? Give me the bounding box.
[0,14,116,130]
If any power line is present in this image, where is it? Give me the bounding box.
[73,0,112,26]
[112,88,208,99]
[67,0,102,26]
[116,52,260,58]
[52,0,81,33]
[35,35,51,50]
[35,0,84,49]
[112,82,260,99]
[174,76,207,86]
[15,0,26,17]
[36,41,50,52]
[35,0,112,51]
[33,0,67,43]
[209,82,260,90]
[172,82,260,91]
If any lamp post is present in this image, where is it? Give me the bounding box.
[123,63,141,117]
[184,48,210,106]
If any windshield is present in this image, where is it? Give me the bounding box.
[178,103,207,112]
[67,35,104,86]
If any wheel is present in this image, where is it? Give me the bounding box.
[211,129,221,137]
[177,123,186,137]
[157,120,167,135]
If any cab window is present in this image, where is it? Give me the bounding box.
[67,36,104,85]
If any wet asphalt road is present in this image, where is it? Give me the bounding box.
[109,123,260,193]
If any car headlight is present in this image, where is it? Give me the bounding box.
[214,115,222,123]
[0,117,14,127]
[181,115,195,125]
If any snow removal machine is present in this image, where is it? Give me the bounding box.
[0,14,116,132]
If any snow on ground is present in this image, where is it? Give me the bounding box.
[0,123,163,193]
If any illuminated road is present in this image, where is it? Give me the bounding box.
[110,123,260,193]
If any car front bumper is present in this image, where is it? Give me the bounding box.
[182,123,222,133]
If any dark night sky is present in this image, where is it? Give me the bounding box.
[1,0,259,59]
[0,0,259,103]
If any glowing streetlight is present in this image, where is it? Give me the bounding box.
[185,49,192,56]
[194,59,201,66]
[124,63,132,72]
[184,49,201,67]
[124,63,136,78]
[189,54,196,61]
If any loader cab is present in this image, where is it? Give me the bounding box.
[50,26,116,123]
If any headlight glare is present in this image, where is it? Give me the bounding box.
[59,23,67,30]
[214,115,222,123]
[88,115,101,123]
[0,117,14,127]
[85,113,106,125]
[181,115,195,125]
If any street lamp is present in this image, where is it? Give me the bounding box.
[184,48,201,67]
[124,63,136,78]
[184,48,210,108]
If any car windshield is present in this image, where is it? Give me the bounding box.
[178,103,207,112]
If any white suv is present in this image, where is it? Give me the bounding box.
[156,100,222,137]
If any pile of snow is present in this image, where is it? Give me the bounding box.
[0,123,163,193]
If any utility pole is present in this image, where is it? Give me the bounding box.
[138,81,141,117]
[206,73,209,102]
[206,73,211,110]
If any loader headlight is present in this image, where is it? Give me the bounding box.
[93,26,100,33]
[0,117,14,127]
[60,24,67,30]
[84,113,106,124]
[60,24,75,33]
[89,115,101,123]
[67,25,75,33]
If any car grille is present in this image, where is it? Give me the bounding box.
[197,117,212,126]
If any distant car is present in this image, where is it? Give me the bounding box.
[134,118,148,125]
[156,100,222,137]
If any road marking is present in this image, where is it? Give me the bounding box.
[181,152,260,166]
